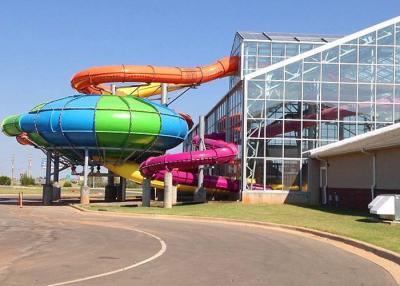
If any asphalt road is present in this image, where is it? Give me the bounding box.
[0,200,396,286]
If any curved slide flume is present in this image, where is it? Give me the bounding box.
[139,136,240,192]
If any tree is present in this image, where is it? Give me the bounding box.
[0,176,11,185]
[20,174,35,186]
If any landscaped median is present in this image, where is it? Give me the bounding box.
[81,203,400,254]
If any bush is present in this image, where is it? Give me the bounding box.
[63,181,72,187]
[20,174,35,186]
[0,176,11,185]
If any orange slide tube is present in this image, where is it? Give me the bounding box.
[71,56,239,94]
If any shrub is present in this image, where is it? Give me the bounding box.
[63,181,72,187]
[20,174,35,186]
[0,176,11,185]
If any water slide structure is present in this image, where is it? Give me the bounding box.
[1,56,242,193]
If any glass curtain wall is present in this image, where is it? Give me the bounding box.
[244,20,400,192]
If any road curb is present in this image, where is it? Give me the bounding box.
[69,204,400,268]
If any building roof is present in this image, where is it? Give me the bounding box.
[237,31,342,43]
[306,123,400,158]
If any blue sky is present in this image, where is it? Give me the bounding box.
[0,0,399,178]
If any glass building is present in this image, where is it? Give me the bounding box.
[184,17,400,199]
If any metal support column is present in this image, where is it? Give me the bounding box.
[117,177,127,202]
[194,115,206,202]
[172,185,177,205]
[164,172,173,208]
[52,153,61,201]
[104,170,117,201]
[80,149,90,204]
[161,83,168,106]
[42,151,53,205]
[142,177,151,207]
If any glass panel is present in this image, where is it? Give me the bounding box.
[358,103,374,122]
[300,44,313,53]
[247,158,264,189]
[359,46,376,64]
[377,65,394,83]
[258,43,271,56]
[359,31,376,45]
[321,83,338,101]
[285,62,302,81]
[377,25,394,45]
[304,53,321,63]
[266,138,283,157]
[283,160,300,191]
[340,45,357,63]
[303,63,320,81]
[244,42,257,56]
[283,140,301,158]
[285,82,302,100]
[396,66,400,83]
[247,139,264,157]
[257,57,271,68]
[338,123,357,140]
[397,23,400,45]
[320,122,338,140]
[266,119,283,137]
[340,84,357,102]
[321,102,338,120]
[266,159,283,190]
[245,56,256,70]
[272,43,285,57]
[358,65,375,83]
[396,86,400,103]
[286,44,299,57]
[302,123,318,140]
[339,103,357,121]
[322,47,339,63]
[377,47,394,64]
[268,68,284,81]
[340,64,357,82]
[303,82,319,101]
[248,100,265,118]
[358,84,375,102]
[357,123,374,135]
[266,81,283,100]
[248,81,265,99]
[303,102,319,120]
[376,84,393,102]
[302,140,318,152]
[395,104,400,123]
[396,47,400,65]
[322,64,339,82]
[247,119,265,137]
[376,104,393,123]
[266,100,283,119]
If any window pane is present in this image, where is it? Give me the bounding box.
[286,44,299,57]
[396,23,400,46]
[283,160,300,190]
[377,65,394,83]
[285,62,302,81]
[266,119,283,137]
[303,82,320,101]
[266,100,283,119]
[339,123,357,139]
[268,67,284,81]
[358,84,375,102]
[340,64,357,82]
[359,31,376,45]
[248,81,265,99]
[257,57,271,68]
[322,47,339,63]
[396,66,400,83]
[303,102,319,121]
[300,44,313,53]
[258,43,271,56]
[248,100,265,118]
[244,42,257,56]
[272,43,285,57]
[339,103,357,121]
[396,47,400,65]
[376,104,393,122]
[322,64,339,82]
[358,65,375,83]
[266,159,282,189]
[283,140,301,158]
[359,46,376,64]
[340,45,357,63]
[266,82,283,100]
[303,63,320,81]
[377,25,394,45]
[376,84,393,102]
[320,122,338,140]
[340,84,357,102]
[321,102,338,120]
[266,139,283,157]
[358,103,374,122]
[285,82,302,100]
[321,83,338,101]
[245,56,256,70]
[377,46,394,64]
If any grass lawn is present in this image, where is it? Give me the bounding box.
[85,203,400,254]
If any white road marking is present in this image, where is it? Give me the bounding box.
[45,228,167,286]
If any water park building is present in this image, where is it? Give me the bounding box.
[184,17,400,207]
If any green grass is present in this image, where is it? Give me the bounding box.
[85,203,400,253]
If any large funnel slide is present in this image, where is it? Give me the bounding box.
[139,136,240,192]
